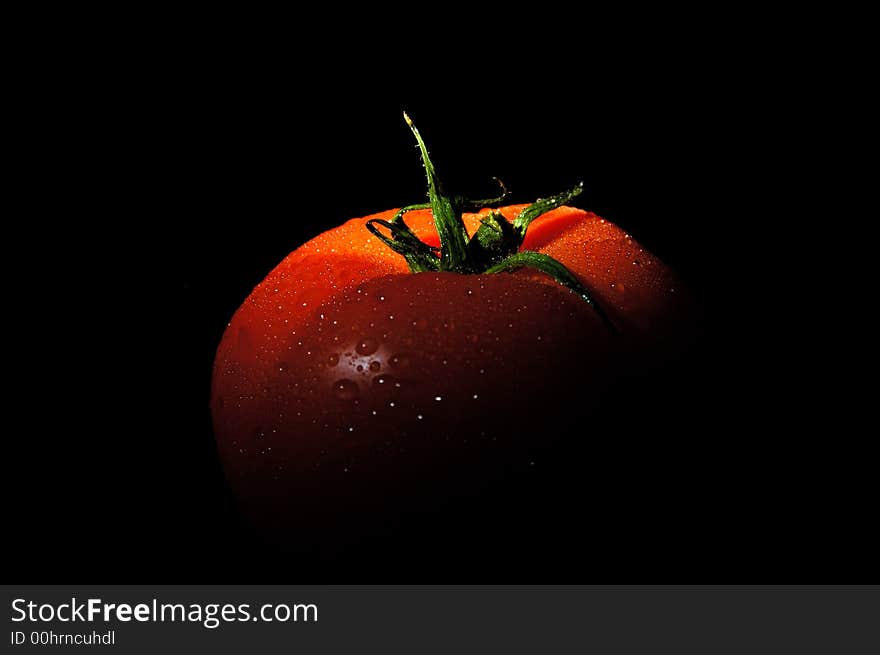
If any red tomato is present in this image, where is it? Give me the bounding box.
[211,115,694,543]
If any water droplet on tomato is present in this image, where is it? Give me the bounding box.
[369,361,381,372]
[356,337,379,355]
[333,379,359,400]
[389,353,411,369]
[374,374,400,389]
[328,353,339,366]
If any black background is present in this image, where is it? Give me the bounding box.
[9,39,869,582]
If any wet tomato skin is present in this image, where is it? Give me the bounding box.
[214,272,619,531]
[211,205,692,537]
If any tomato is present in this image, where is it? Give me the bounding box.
[211,115,695,545]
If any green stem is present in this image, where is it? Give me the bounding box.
[363,112,616,332]
[404,112,470,271]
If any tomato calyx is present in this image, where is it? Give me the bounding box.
[365,113,615,331]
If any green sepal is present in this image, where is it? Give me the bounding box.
[404,113,470,271]
[452,177,510,211]
[390,203,431,225]
[512,182,584,244]
[486,251,616,332]
[365,218,439,272]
